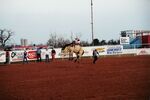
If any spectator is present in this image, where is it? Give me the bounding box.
[45,48,50,63]
[23,49,28,64]
[51,48,56,61]
[36,48,42,62]
[6,50,10,64]
[32,44,37,50]
[92,49,99,64]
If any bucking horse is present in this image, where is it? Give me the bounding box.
[61,43,84,63]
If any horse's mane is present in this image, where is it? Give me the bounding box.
[62,43,73,50]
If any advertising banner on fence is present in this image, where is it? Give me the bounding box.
[78,46,107,57]
[10,50,38,62]
[91,46,107,56]
[27,50,37,60]
[136,48,150,55]
[82,47,93,57]
[0,51,6,63]
[107,45,123,55]
[10,49,62,62]
[95,46,107,55]
[7,45,150,63]
[10,51,24,62]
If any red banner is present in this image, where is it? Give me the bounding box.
[28,51,37,59]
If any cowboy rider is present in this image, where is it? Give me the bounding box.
[73,37,80,45]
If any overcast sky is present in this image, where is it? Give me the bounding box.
[0,0,150,45]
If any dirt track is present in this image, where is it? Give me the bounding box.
[0,56,150,100]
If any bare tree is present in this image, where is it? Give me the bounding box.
[47,33,57,47]
[57,37,70,47]
[47,33,72,48]
[81,41,90,46]
[0,29,13,49]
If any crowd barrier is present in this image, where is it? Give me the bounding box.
[0,45,150,63]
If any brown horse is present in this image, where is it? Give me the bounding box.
[61,43,84,62]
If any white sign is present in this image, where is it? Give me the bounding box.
[136,49,150,55]
[0,51,6,63]
[120,37,130,44]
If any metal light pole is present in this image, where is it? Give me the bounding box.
[91,0,94,45]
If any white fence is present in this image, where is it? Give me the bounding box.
[0,45,150,63]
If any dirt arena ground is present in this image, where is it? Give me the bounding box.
[0,56,150,100]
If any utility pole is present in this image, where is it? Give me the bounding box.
[91,0,94,45]
[71,32,73,41]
